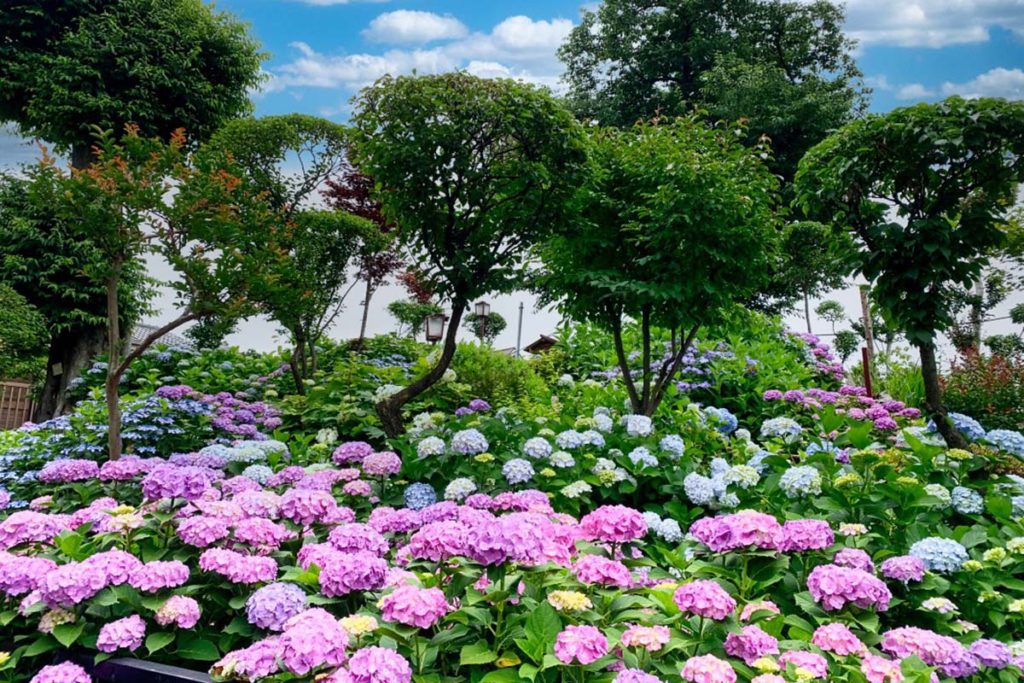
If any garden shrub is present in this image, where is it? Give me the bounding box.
[449,342,549,407]
[945,351,1024,430]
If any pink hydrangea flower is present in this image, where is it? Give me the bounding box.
[407,521,467,562]
[620,624,670,652]
[689,511,783,552]
[234,518,297,550]
[554,625,609,665]
[333,441,374,464]
[779,651,828,679]
[278,611,349,675]
[0,511,69,548]
[615,670,663,683]
[779,519,834,552]
[30,663,92,683]
[673,580,736,620]
[378,584,449,629]
[40,561,108,607]
[833,548,875,573]
[724,625,779,664]
[807,564,891,612]
[213,637,283,680]
[319,552,388,597]
[329,524,390,557]
[279,488,340,526]
[880,555,926,583]
[812,623,866,656]
[740,600,780,621]
[199,548,278,584]
[580,505,647,544]
[129,561,190,592]
[881,627,977,678]
[860,654,904,683]
[362,451,402,477]
[177,515,231,548]
[573,554,632,588]
[97,614,146,653]
[0,554,56,596]
[348,646,413,683]
[681,654,736,683]
[155,595,201,629]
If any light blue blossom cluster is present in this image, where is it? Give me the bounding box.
[416,436,445,459]
[555,430,586,450]
[759,417,803,442]
[443,477,476,502]
[683,459,740,509]
[522,437,553,459]
[805,441,842,459]
[659,434,685,460]
[702,406,738,435]
[779,465,823,498]
[723,464,760,489]
[223,444,266,464]
[549,451,575,469]
[927,412,986,441]
[450,429,488,455]
[502,458,534,485]
[950,486,984,515]
[642,512,683,543]
[627,447,658,469]
[909,537,969,573]
[924,484,952,506]
[404,483,437,510]
[985,429,1024,457]
[242,464,273,484]
[580,430,605,448]
[593,413,614,432]
[622,414,653,438]
[592,458,630,484]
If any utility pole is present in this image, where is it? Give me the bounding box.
[516,302,524,357]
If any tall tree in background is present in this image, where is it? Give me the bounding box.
[0,0,263,418]
[351,73,588,436]
[323,166,404,343]
[796,97,1024,448]
[538,118,780,416]
[558,0,867,181]
[205,115,381,392]
[777,221,854,332]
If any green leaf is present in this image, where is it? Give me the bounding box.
[52,622,84,647]
[460,642,498,666]
[177,635,221,661]
[146,631,175,655]
[23,635,59,658]
[480,670,522,683]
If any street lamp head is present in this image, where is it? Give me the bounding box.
[424,313,446,343]
[474,301,491,318]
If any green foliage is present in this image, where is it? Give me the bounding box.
[0,0,264,155]
[387,300,443,338]
[538,117,780,414]
[450,342,548,406]
[833,329,860,363]
[771,221,853,315]
[877,358,926,408]
[0,283,47,381]
[558,0,867,180]
[463,311,507,344]
[945,352,1024,430]
[987,334,1024,358]
[796,96,1024,347]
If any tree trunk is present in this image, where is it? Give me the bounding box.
[640,304,652,412]
[105,275,123,461]
[610,314,641,413]
[358,281,374,343]
[804,290,812,334]
[289,343,306,397]
[918,342,967,449]
[970,275,984,350]
[377,298,466,437]
[33,326,107,421]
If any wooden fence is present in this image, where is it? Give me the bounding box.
[0,379,33,430]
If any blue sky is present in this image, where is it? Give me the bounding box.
[214,0,1024,122]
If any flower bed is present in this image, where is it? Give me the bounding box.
[2,374,1024,683]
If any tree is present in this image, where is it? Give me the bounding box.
[323,167,404,344]
[796,96,1024,448]
[204,114,381,392]
[833,330,860,364]
[387,300,443,339]
[0,0,263,418]
[0,174,152,418]
[776,221,853,332]
[558,0,867,180]
[29,127,284,459]
[464,311,508,345]
[816,299,846,333]
[351,73,589,436]
[0,284,48,382]
[184,316,237,350]
[538,118,779,416]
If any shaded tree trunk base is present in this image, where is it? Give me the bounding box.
[918,342,968,449]
[34,325,107,422]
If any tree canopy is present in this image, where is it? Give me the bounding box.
[558,0,867,180]
[351,72,589,435]
[538,117,780,415]
[796,96,1024,446]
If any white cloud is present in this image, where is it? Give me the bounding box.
[836,0,1024,48]
[266,14,574,96]
[942,67,1024,99]
[363,10,467,45]
[895,83,936,100]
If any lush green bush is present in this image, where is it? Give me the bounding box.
[0,284,47,383]
[450,342,548,407]
[945,351,1024,430]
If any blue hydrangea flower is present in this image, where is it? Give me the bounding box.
[502,458,535,485]
[779,465,822,498]
[451,428,489,455]
[656,518,683,542]
[242,464,273,484]
[924,484,952,506]
[746,450,771,473]
[622,414,654,438]
[555,430,586,450]
[951,486,984,515]
[718,492,740,509]
[580,430,606,448]
[985,429,1024,458]
[416,436,446,459]
[702,406,738,435]
[523,437,553,459]
[805,441,840,458]
[1012,495,1024,518]
[683,472,715,506]
[709,458,730,477]
[659,434,685,460]
[404,482,437,510]
[927,412,986,441]
[723,465,759,489]
[549,451,575,469]
[642,511,662,530]
[760,417,803,441]
[628,447,658,468]
[443,477,476,502]
[593,414,614,432]
[909,537,969,573]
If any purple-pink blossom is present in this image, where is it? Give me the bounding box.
[554,625,609,665]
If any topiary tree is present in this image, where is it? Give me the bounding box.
[351,73,589,436]
[387,300,444,339]
[833,329,860,364]
[816,299,847,333]
[0,0,263,418]
[464,311,508,345]
[796,96,1024,448]
[538,117,780,416]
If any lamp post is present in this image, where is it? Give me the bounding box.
[473,301,491,343]
[424,313,446,344]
